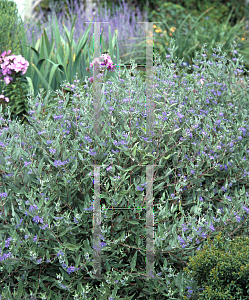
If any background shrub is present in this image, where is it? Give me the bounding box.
[183,231,249,299]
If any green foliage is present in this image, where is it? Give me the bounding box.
[1,76,31,127]
[9,15,121,129]
[133,1,249,75]
[0,0,32,122]
[0,39,249,298]
[0,0,24,57]
[25,0,76,30]
[183,231,249,299]
[145,0,249,28]
[104,0,249,29]
[1,3,249,297]
[15,0,249,100]
[0,0,21,98]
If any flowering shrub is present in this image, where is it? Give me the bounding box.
[0,40,249,299]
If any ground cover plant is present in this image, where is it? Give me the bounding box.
[0,35,249,299]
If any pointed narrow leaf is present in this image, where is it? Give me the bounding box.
[63,242,81,251]
[130,252,137,271]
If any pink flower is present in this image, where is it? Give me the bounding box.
[3,76,13,85]
[90,54,115,71]
[0,50,11,61]
[0,50,29,113]
[0,94,9,103]
[88,54,116,84]
[0,53,29,85]
[90,57,102,69]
